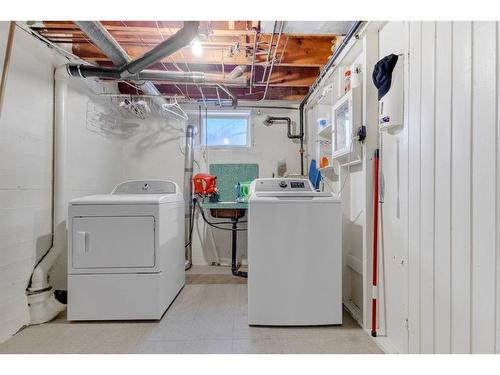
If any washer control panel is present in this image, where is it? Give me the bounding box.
[253,178,313,193]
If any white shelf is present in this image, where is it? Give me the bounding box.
[318,165,334,173]
[317,125,332,139]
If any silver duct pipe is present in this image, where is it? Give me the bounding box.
[73,21,202,105]
[140,69,247,86]
[67,64,247,87]
[183,124,195,270]
[74,21,166,107]
[74,21,129,65]
[120,21,199,77]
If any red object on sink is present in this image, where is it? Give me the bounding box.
[193,173,217,196]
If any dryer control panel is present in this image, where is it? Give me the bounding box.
[112,180,177,195]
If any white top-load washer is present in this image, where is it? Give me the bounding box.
[67,180,184,321]
[248,178,342,326]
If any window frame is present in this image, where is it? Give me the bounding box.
[201,111,252,150]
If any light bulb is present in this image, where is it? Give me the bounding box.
[191,39,203,57]
[223,138,229,145]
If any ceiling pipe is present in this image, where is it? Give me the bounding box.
[74,21,166,106]
[67,64,247,87]
[68,22,247,89]
[216,84,238,108]
[297,21,364,175]
[226,65,247,80]
[261,21,284,101]
[264,116,302,140]
[120,21,199,77]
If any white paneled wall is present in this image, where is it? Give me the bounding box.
[379,21,499,354]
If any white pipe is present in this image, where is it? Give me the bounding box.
[28,66,68,292]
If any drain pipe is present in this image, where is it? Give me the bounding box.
[264,116,303,172]
[26,66,69,324]
[183,124,195,270]
[298,21,364,175]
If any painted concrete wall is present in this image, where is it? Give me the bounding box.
[0,22,58,343]
[121,105,302,265]
[0,23,125,343]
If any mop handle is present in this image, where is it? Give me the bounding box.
[371,149,380,337]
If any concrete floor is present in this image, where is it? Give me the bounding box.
[0,266,382,354]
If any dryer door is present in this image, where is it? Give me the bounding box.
[71,216,155,270]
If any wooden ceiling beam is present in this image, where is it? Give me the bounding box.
[71,35,332,67]
[36,21,343,38]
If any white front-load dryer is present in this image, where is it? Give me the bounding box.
[67,180,184,320]
[247,178,342,326]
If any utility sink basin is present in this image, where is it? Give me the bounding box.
[210,207,246,219]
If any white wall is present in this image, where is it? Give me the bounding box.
[121,105,302,265]
[0,22,57,343]
[0,23,125,343]
[49,78,126,290]
[377,21,500,354]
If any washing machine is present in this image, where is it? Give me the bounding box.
[67,180,185,320]
[248,178,342,326]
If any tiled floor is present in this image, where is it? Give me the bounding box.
[0,266,382,354]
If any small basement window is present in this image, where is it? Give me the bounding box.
[202,111,251,148]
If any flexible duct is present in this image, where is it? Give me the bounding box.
[183,125,195,270]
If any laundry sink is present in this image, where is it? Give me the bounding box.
[199,201,247,219]
[210,207,246,219]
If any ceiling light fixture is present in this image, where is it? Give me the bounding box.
[191,39,203,57]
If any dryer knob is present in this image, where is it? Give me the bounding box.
[279,181,287,188]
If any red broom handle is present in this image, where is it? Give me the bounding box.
[371,149,380,337]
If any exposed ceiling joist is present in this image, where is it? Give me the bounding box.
[31,20,345,101]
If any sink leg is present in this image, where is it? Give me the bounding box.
[231,218,247,278]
